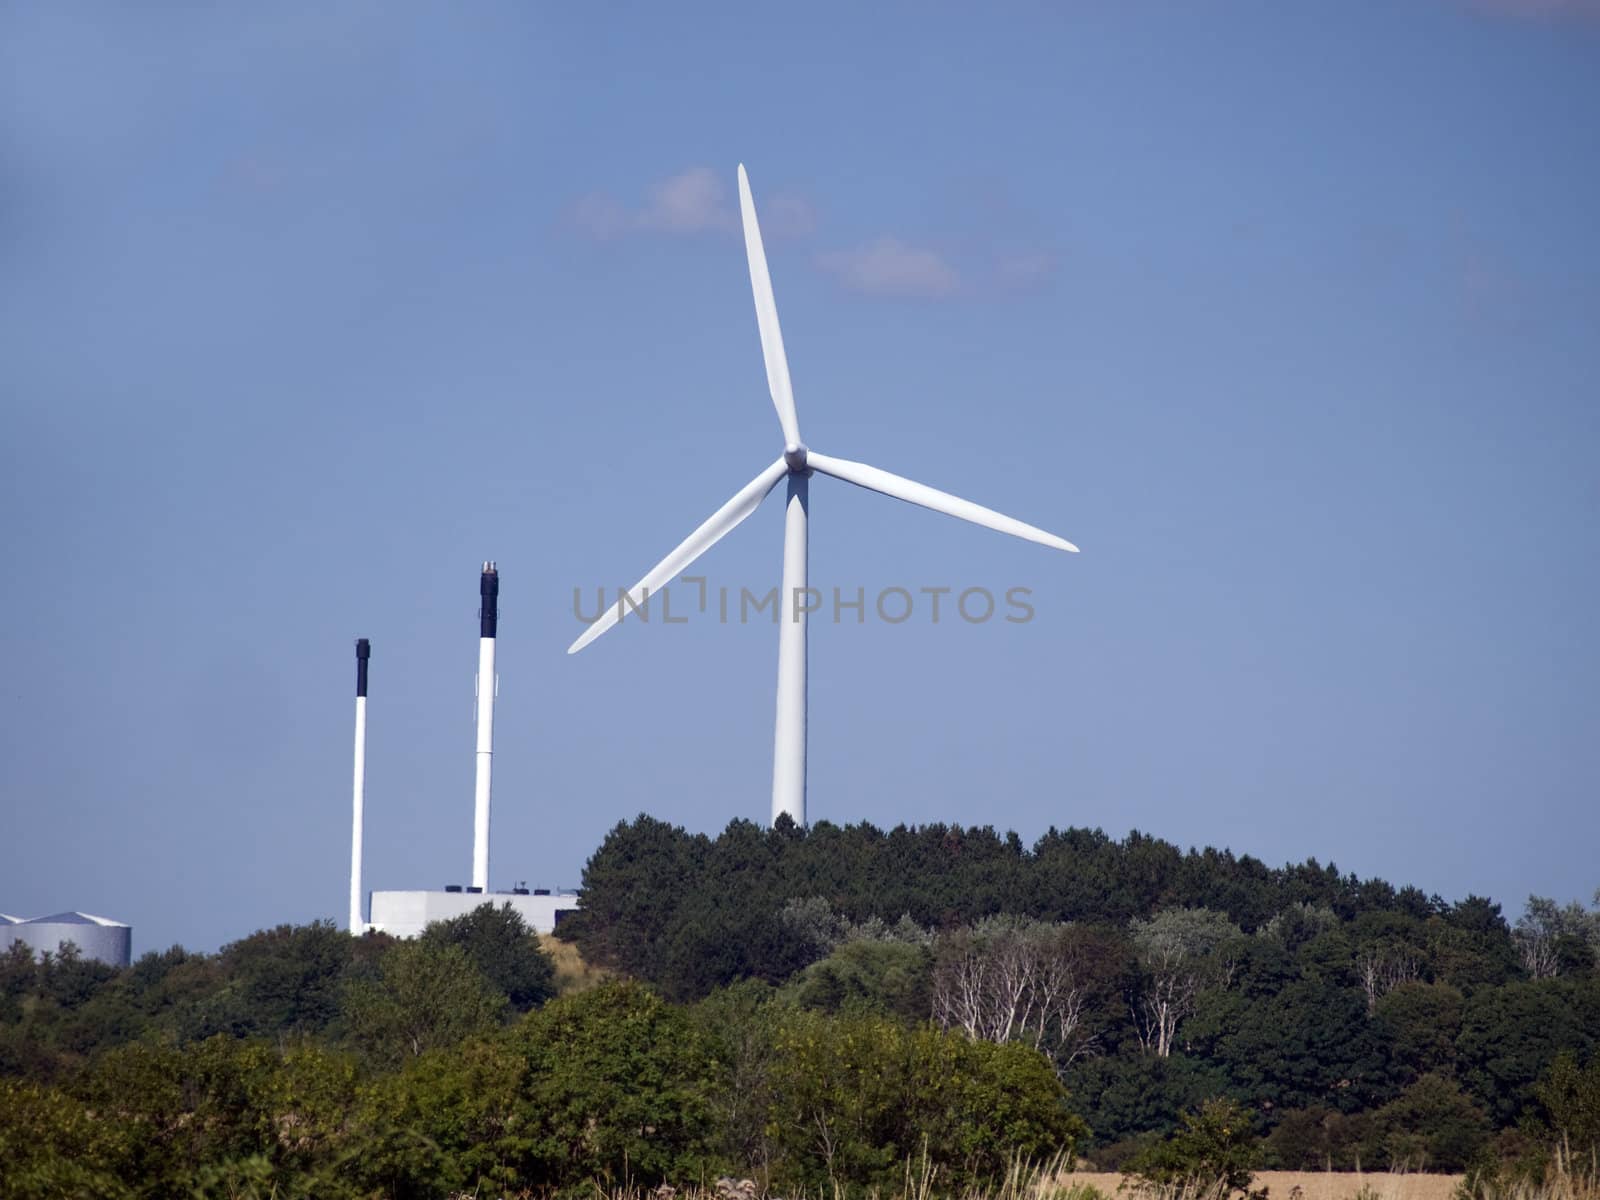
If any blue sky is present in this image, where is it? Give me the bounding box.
[2,2,1595,953]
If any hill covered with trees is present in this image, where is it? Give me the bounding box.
[1,817,1596,1197]
[565,817,1600,1170]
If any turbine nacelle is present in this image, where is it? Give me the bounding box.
[783,442,809,473]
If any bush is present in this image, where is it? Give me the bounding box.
[0,1079,132,1200]
[1539,1052,1600,1159]
[1066,1054,1235,1146]
[784,938,932,1019]
[1372,1073,1492,1171]
[1262,1106,1375,1171]
[513,980,719,1186]
[342,941,506,1068]
[1125,1098,1266,1200]
[353,1033,532,1199]
[419,902,557,1012]
[765,1007,1085,1195]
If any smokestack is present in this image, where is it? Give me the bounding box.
[472,563,498,891]
[350,638,370,934]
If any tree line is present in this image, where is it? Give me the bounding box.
[563,816,1600,1172]
[0,904,1081,1198]
[2,816,1597,1196]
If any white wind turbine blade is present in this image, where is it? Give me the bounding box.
[568,457,790,655]
[738,164,801,447]
[806,451,1079,553]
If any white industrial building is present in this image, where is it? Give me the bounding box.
[368,888,580,939]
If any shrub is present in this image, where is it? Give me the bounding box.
[1372,1073,1492,1171]
[1539,1052,1600,1159]
[419,902,557,1012]
[1125,1097,1266,1200]
[0,1079,132,1200]
[513,980,719,1186]
[765,1007,1085,1195]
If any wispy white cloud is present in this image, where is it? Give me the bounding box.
[571,167,815,241]
[575,171,1050,304]
[815,238,960,299]
[636,167,734,234]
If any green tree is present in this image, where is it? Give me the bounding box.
[1370,1073,1490,1171]
[419,902,557,1012]
[35,942,119,1010]
[119,945,228,1042]
[343,941,505,1067]
[1197,977,1392,1116]
[0,942,33,1025]
[354,1033,532,1199]
[0,1079,133,1200]
[1429,897,1518,991]
[562,815,709,984]
[512,980,717,1185]
[766,1006,911,1190]
[1127,1097,1266,1200]
[765,1006,1083,1194]
[71,1038,297,1191]
[1258,903,1341,950]
[1263,1106,1376,1171]
[1128,908,1244,1057]
[786,937,931,1020]
[1459,981,1588,1124]
[63,1036,366,1198]
[1065,1053,1235,1148]
[1537,1051,1600,1159]
[206,922,354,1039]
[903,1023,1089,1189]
[1375,982,1464,1086]
[692,981,785,1171]
[1515,897,1600,980]
[238,1043,361,1182]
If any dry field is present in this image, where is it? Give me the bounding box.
[1055,1173,1463,1200]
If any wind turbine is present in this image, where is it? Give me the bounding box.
[568,164,1079,828]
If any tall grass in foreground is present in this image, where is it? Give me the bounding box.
[1460,1144,1600,1200]
[547,1154,1600,1200]
[564,1153,1092,1200]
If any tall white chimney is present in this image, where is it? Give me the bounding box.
[471,564,498,891]
[349,638,370,933]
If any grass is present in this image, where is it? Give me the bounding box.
[450,1148,1597,1200]
[539,933,612,995]
[1461,1145,1600,1200]
[1046,1170,1464,1200]
[457,1164,1597,1200]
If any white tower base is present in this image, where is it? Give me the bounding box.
[472,636,496,891]
[350,695,367,931]
[771,473,808,826]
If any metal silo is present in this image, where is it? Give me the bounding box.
[0,912,131,967]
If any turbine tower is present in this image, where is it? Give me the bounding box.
[568,164,1078,827]
[472,563,498,891]
[349,638,370,934]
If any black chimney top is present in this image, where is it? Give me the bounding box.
[355,638,370,697]
[480,562,499,638]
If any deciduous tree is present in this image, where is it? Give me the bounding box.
[343,942,504,1067]
[1128,908,1242,1057]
